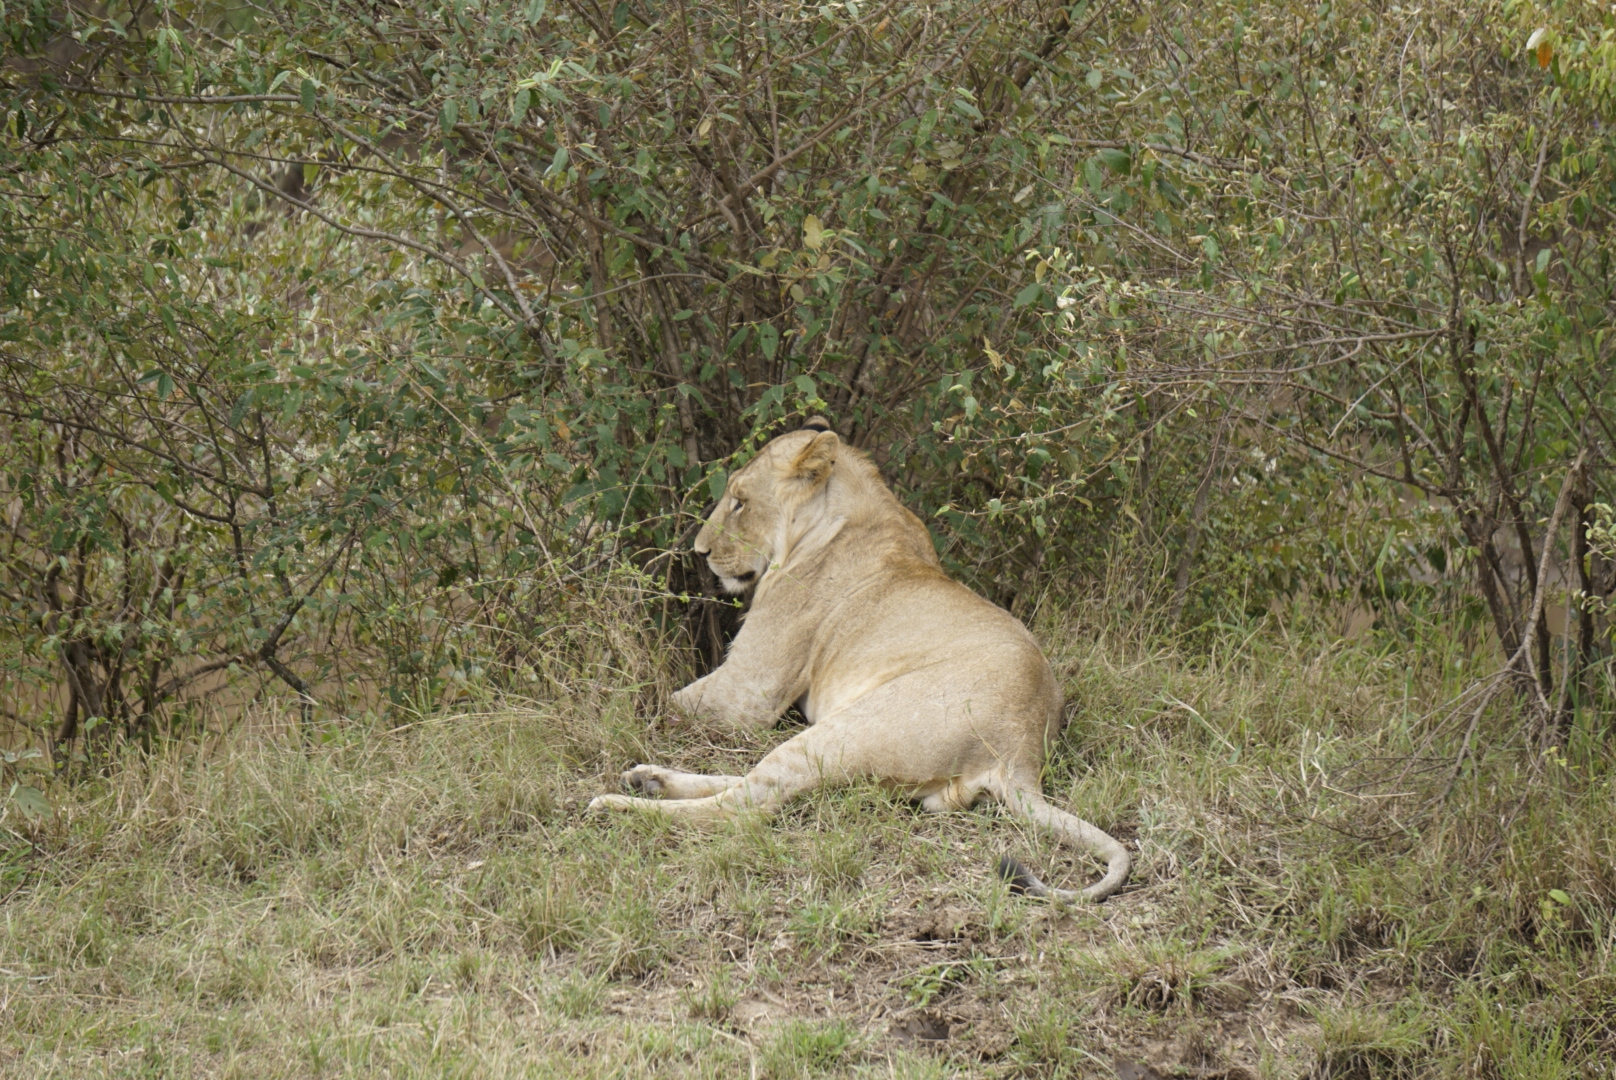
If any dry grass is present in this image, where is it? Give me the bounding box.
[3,601,1614,1078]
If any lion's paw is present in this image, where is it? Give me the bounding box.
[669,684,709,722]
[587,794,635,814]
[621,764,668,796]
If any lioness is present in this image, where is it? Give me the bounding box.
[588,419,1130,901]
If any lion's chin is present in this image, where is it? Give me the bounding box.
[714,567,759,594]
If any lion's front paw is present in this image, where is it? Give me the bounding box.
[587,794,635,814]
[669,683,705,722]
[621,764,668,796]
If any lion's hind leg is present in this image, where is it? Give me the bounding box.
[914,773,990,813]
[620,764,744,799]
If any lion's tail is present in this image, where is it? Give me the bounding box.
[984,775,1130,902]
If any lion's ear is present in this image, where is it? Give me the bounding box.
[790,430,838,486]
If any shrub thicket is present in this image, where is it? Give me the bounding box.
[0,1,1611,758]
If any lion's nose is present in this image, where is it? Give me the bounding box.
[694,543,710,557]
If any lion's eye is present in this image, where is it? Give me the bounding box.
[730,498,744,515]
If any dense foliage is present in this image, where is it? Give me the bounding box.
[0,0,1612,767]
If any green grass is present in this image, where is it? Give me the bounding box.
[3,603,1615,1077]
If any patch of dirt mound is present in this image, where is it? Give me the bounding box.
[889,1010,951,1046]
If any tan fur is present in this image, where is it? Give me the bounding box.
[587,423,1130,901]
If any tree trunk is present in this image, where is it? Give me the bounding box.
[1169,424,1226,626]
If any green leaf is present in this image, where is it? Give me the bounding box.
[8,783,49,820]
[441,99,460,132]
[951,96,982,120]
[707,468,728,501]
[757,323,780,360]
[545,144,568,177]
[1099,147,1131,173]
[1549,889,1572,906]
[513,88,531,125]
[794,374,817,399]
[916,108,938,144]
[301,78,317,112]
[1083,157,1104,192]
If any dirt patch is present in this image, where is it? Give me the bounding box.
[891,904,980,944]
[889,1009,951,1045]
[1112,1059,1170,1080]
[730,991,794,1031]
[1113,1058,1259,1080]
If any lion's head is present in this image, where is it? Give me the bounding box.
[694,419,838,594]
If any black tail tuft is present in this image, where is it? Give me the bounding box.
[996,854,1045,896]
